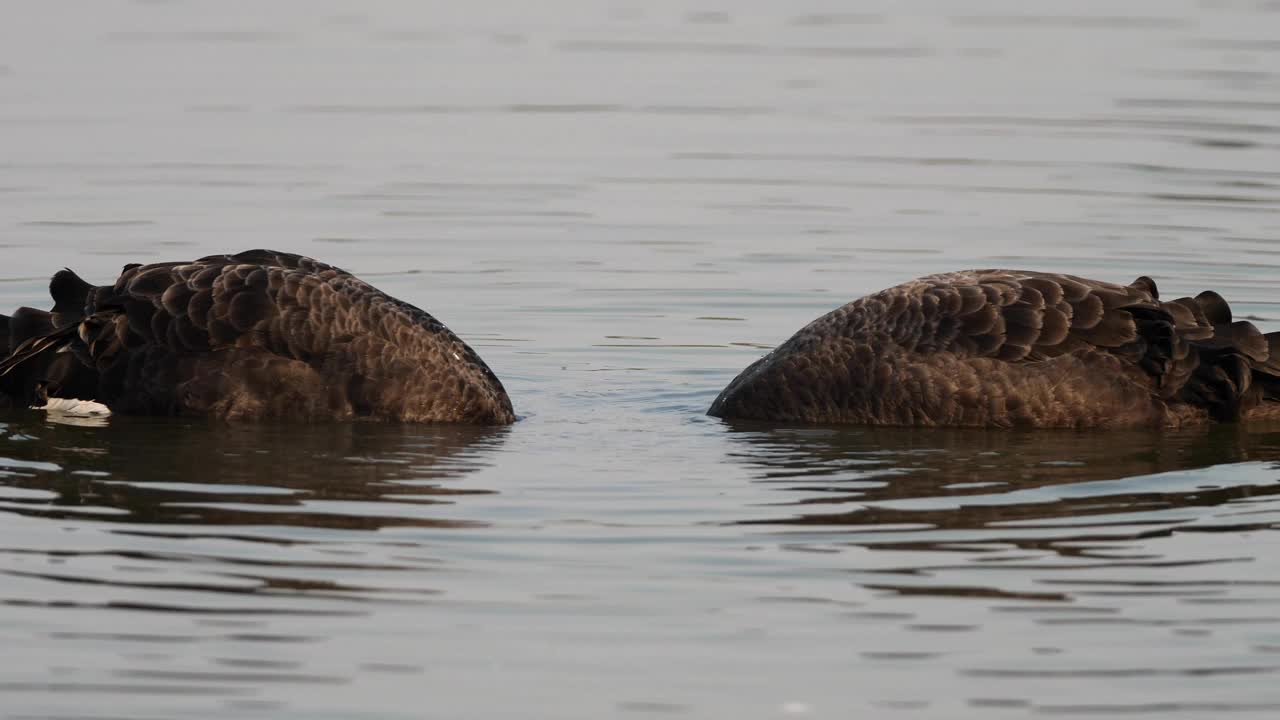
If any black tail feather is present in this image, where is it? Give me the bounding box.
[1195,290,1233,325]
[8,307,56,348]
[1166,288,1280,421]
[49,268,94,324]
[0,324,90,407]
[1196,321,1268,361]
[2,267,105,407]
[1129,275,1159,300]
[1260,332,1280,375]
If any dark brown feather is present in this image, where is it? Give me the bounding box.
[160,282,195,318]
[960,303,1000,336]
[1259,332,1280,375]
[1130,276,1159,300]
[1197,321,1267,361]
[1039,306,1071,346]
[1074,309,1138,347]
[127,266,181,297]
[1068,294,1105,329]
[1195,290,1232,325]
[1020,276,1064,306]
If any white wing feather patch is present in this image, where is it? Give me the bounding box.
[34,398,112,417]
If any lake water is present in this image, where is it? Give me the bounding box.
[3,0,1280,717]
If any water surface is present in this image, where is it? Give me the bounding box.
[2,0,1280,718]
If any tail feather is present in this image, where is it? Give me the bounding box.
[1259,332,1280,375]
[1163,298,1214,341]
[1193,320,1267,361]
[1194,290,1233,325]
[1182,353,1251,421]
[7,307,56,348]
[2,266,112,409]
[1,307,62,405]
[1129,275,1159,299]
[0,322,86,407]
[0,324,78,379]
[49,268,94,325]
[1169,288,1280,420]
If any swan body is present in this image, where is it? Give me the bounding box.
[0,250,514,424]
[709,270,1280,428]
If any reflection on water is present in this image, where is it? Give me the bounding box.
[720,425,1280,715]
[0,413,507,623]
[4,0,1280,716]
[0,413,507,530]
[727,423,1280,527]
[725,424,1280,599]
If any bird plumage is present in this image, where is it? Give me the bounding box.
[0,249,514,424]
[708,270,1280,428]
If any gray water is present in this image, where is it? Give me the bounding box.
[3,0,1280,718]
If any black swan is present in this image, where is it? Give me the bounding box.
[708,270,1280,428]
[0,249,514,424]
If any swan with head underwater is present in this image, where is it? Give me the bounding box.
[0,249,515,424]
[709,269,1280,428]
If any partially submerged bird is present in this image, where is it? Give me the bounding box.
[709,270,1280,428]
[0,250,514,424]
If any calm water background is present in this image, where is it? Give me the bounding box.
[3,0,1280,717]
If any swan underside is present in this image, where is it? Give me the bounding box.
[0,249,514,424]
[708,270,1280,429]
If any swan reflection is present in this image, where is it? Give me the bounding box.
[0,412,508,530]
[721,421,1280,536]
[721,422,1280,601]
